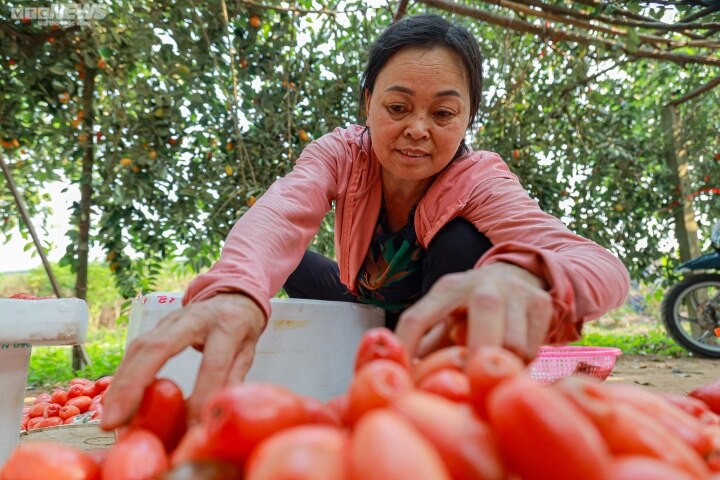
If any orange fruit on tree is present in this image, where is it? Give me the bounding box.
[225,165,234,176]
[148,150,157,160]
[226,142,235,152]
[78,133,88,144]
[238,58,248,69]
[247,195,257,207]
[59,92,70,104]
[249,14,261,28]
[299,129,310,142]
[120,158,132,167]
[512,149,520,160]
[97,58,106,69]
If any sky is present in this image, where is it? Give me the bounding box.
[0,181,104,273]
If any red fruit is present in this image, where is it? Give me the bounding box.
[354,327,410,372]
[487,376,612,480]
[350,410,451,480]
[689,379,720,415]
[102,428,169,480]
[555,376,709,478]
[29,402,50,418]
[27,417,44,430]
[202,383,308,466]
[44,403,62,418]
[1,442,100,480]
[94,376,113,393]
[392,391,504,480]
[245,425,350,480]
[413,346,468,384]
[299,396,343,427]
[170,424,212,467]
[10,292,38,299]
[325,394,350,427]
[417,368,471,403]
[129,378,187,453]
[465,346,525,419]
[67,384,86,399]
[610,456,696,480]
[66,395,93,413]
[82,384,98,398]
[90,393,104,412]
[34,393,52,404]
[35,416,64,428]
[347,360,414,425]
[70,377,92,386]
[604,383,718,458]
[59,405,81,420]
[50,389,69,406]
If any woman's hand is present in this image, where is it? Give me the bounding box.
[101,293,266,429]
[395,262,553,362]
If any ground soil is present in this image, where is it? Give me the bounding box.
[608,354,719,395]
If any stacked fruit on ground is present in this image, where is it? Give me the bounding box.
[3,327,720,479]
[22,376,113,431]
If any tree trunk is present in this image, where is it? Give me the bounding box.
[73,65,97,371]
[662,105,700,263]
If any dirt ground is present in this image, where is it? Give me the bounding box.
[608,354,719,395]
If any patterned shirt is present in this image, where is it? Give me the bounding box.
[356,204,424,314]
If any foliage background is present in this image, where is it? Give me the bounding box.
[1,1,719,299]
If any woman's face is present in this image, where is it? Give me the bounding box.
[365,46,471,188]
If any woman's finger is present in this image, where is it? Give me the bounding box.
[466,283,505,350]
[101,308,208,429]
[396,275,467,357]
[415,318,454,358]
[188,326,243,420]
[525,294,553,359]
[502,300,529,361]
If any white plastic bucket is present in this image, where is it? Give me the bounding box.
[0,343,32,467]
[126,293,385,400]
[0,298,89,467]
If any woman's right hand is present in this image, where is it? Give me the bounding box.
[100,293,266,430]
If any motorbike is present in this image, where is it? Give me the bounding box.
[661,221,720,358]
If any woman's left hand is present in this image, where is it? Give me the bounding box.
[395,262,553,362]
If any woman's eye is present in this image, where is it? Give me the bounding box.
[387,105,405,114]
[435,110,453,119]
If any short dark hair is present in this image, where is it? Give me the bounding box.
[359,14,483,130]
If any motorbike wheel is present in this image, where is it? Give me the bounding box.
[661,273,720,358]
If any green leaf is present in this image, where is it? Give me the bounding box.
[625,29,640,54]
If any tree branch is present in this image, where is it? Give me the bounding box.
[395,0,410,21]
[0,21,82,54]
[527,0,718,33]
[668,75,720,106]
[417,0,720,68]
[481,0,720,50]
[677,3,720,24]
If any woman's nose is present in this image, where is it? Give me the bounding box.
[403,114,430,139]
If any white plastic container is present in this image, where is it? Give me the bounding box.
[0,298,89,467]
[126,293,385,400]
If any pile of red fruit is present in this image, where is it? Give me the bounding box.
[2,327,720,479]
[22,376,113,431]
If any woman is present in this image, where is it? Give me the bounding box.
[102,14,629,427]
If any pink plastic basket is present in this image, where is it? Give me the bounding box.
[529,346,622,385]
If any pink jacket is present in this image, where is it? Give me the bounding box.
[184,125,629,343]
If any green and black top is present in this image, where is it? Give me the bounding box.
[356,204,424,319]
